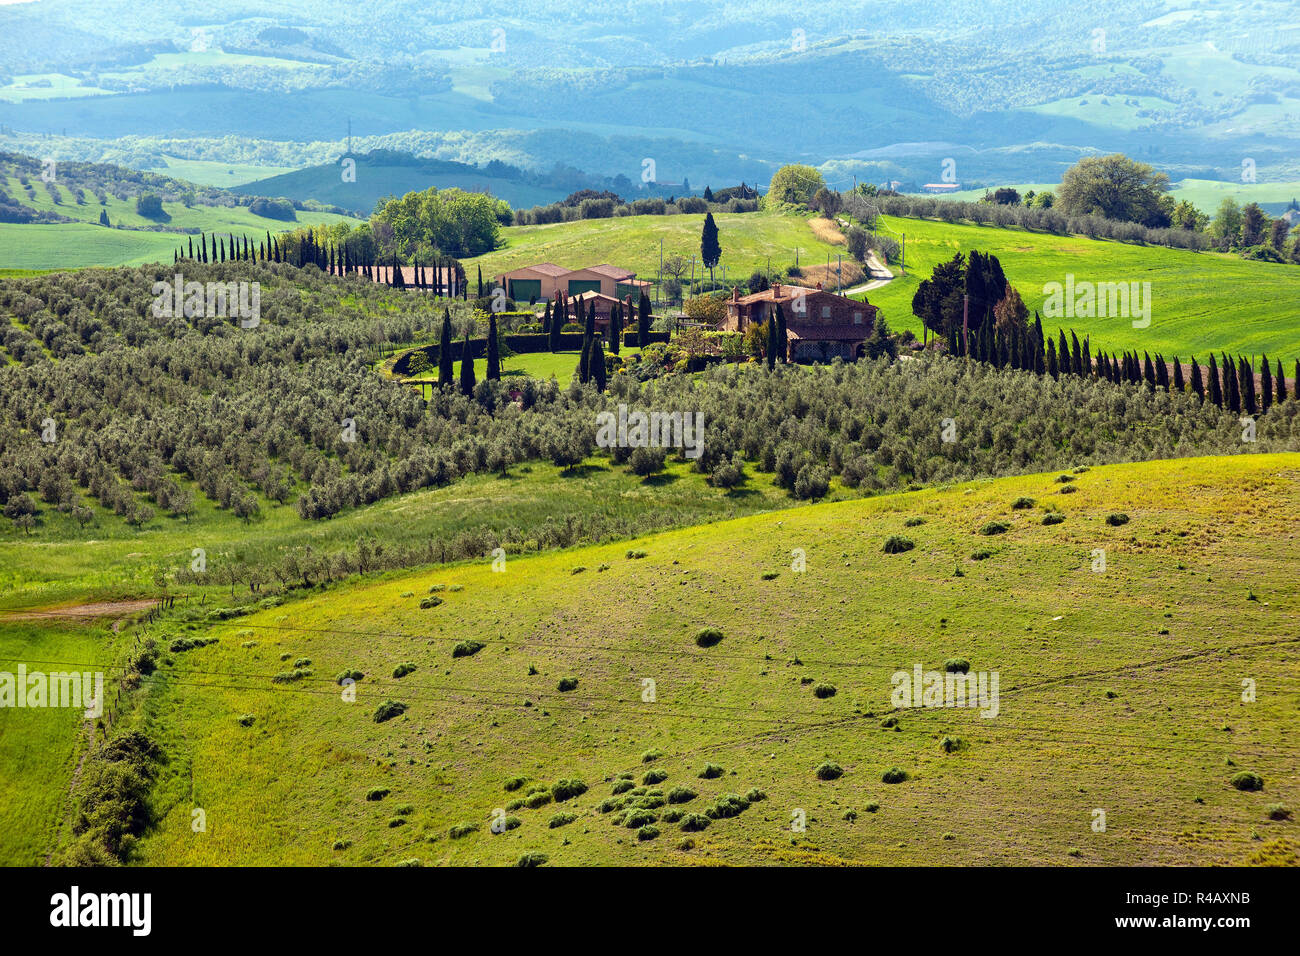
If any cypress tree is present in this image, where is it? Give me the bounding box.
[486,311,501,381]
[592,336,607,391]
[477,265,484,298]
[1143,352,1155,389]
[1081,336,1091,377]
[577,336,592,384]
[765,318,778,370]
[1046,338,1058,379]
[1155,354,1169,391]
[773,303,787,363]
[610,303,622,355]
[637,291,652,348]
[1240,357,1256,415]
[549,294,564,351]
[1070,330,1082,375]
[1190,357,1203,401]
[438,309,455,388]
[1207,354,1222,407]
[187,236,193,259]
[1173,358,1184,393]
[1260,354,1272,411]
[1224,353,1240,412]
[541,301,551,336]
[459,328,476,397]
[1294,359,1300,401]
[1276,359,1287,405]
[1058,330,1069,374]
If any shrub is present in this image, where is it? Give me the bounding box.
[636,825,660,841]
[548,812,577,828]
[1106,513,1130,526]
[624,809,657,828]
[551,778,588,801]
[1042,512,1066,525]
[698,763,724,779]
[904,516,926,527]
[373,700,407,723]
[1060,484,1077,494]
[942,657,970,673]
[1011,496,1035,509]
[611,779,635,795]
[643,769,668,785]
[813,683,837,699]
[504,776,526,792]
[882,766,909,784]
[843,809,858,821]
[816,761,844,781]
[1055,474,1075,483]
[626,549,648,559]
[452,640,485,658]
[744,788,767,802]
[523,790,553,809]
[641,749,663,763]
[335,669,364,684]
[980,520,1010,535]
[939,735,966,753]
[695,628,724,648]
[365,787,390,801]
[271,668,312,684]
[332,839,352,850]
[557,676,579,692]
[236,714,255,727]
[971,548,994,560]
[667,786,697,804]
[515,852,548,867]
[599,797,625,813]
[883,535,914,554]
[864,801,880,813]
[419,596,443,609]
[1230,771,1264,792]
[392,662,417,679]
[1265,804,1291,821]
[761,570,780,580]
[661,808,684,823]
[705,793,750,819]
[679,813,711,832]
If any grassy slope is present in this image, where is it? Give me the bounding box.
[127,453,1299,866]
[462,210,848,286]
[0,176,361,269]
[865,215,1300,360]
[147,157,302,188]
[399,348,644,388]
[0,455,794,614]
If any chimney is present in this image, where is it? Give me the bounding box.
[732,286,740,302]
[772,282,782,298]
[816,281,823,290]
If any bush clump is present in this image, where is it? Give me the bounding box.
[641,749,663,763]
[980,521,1010,536]
[557,676,579,692]
[678,813,711,832]
[882,766,909,784]
[452,640,485,658]
[698,763,724,779]
[373,700,407,723]
[365,787,390,801]
[695,628,723,648]
[611,779,635,795]
[816,761,844,781]
[705,793,750,819]
[548,812,577,829]
[515,852,548,867]
[392,662,417,679]
[942,657,970,674]
[883,535,914,554]
[419,596,443,609]
[1230,771,1264,792]
[813,683,837,699]
[1042,512,1066,525]
[551,778,588,802]
[667,786,697,804]
[1011,496,1035,509]
[335,669,364,684]
[1106,513,1130,526]
[904,516,926,527]
[636,825,660,841]
[504,776,526,792]
[643,768,668,785]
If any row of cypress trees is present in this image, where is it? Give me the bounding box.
[946,312,1297,413]
[174,230,467,299]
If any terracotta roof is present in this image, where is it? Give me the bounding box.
[507,262,571,277]
[571,290,622,304]
[585,263,636,279]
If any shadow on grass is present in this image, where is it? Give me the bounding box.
[641,472,680,486]
[560,463,609,479]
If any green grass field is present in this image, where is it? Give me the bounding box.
[397,348,645,388]
[147,157,302,188]
[865,215,1300,360]
[462,210,848,288]
[85,452,1298,866]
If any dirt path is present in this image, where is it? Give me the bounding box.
[841,252,895,296]
[1,599,156,622]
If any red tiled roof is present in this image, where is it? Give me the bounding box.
[506,262,570,277]
[586,263,636,279]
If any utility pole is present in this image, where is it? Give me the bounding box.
[657,238,663,307]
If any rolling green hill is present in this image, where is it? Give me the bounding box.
[235,154,567,216]
[864,215,1300,360]
[80,452,1300,866]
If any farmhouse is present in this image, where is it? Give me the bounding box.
[724,283,878,362]
[495,262,650,304]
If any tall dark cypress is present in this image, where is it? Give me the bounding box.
[765,317,778,370]
[1207,354,1222,407]
[1223,353,1240,412]
[549,294,564,352]
[541,300,552,337]
[459,328,476,397]
[577,336,592,384]
[477,265,484,298]
[1155,354,1169,391]
[188,236,194,259]
[1070,331,1082,376]
[610,303,622,356]
[1276,359,1287,405]
[1240,357,1256,415]
[438,309,455,388]
[1294,360,1300,401]
[1260,355,1272,412]
[637,291,652,348]
[486,310,501,381]
[1173,358,1184,393]
[773,303,787,363]
[1143,352,1155,390]
[1047,338,1058,379]
[1190,357,1203,401]
[592,336,607,390]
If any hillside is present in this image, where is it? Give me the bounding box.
[95,453,1300,866]
[863,215,1300,360]
[235,152,568,216]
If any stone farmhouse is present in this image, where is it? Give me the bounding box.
[723,283,878,362]
[494,262,651,305]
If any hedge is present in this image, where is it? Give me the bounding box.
[393,331,671,373]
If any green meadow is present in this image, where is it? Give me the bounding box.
[865,215,1300,360]
[87,452,1299,867]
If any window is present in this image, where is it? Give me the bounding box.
[821,305,831,318]
[853,311,862,324]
